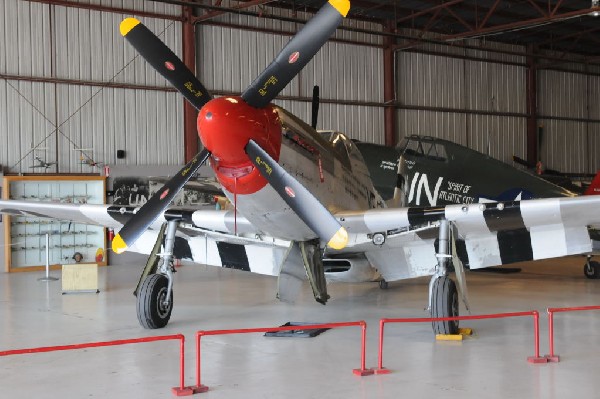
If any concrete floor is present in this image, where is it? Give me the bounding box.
[1,253,600,398]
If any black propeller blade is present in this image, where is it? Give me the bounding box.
[311,85,320,129]
[241,0,349,108]
[245,140,348,249]
[112,149,211,254]
[120,18,212,110]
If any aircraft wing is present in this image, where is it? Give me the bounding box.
[0,200,260,240]
[336,195,600,272]
[3,195,599,277]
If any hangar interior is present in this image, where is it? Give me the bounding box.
[1,0,600,398]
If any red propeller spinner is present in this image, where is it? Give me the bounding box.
[197,96,282,195]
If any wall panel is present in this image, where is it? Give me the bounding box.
[465,61,525,113]
[466,115,527,164]
[0,1,184,174]
[0,0,52,76]
[397,52,465,109]
[539,120,589,174]
[538,70,589,119]
[0,80,57,173]
[56,85,183,172]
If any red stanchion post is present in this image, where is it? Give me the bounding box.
[352,321,374,376]
[544,305,600,362]
[375,319,390,374]
[191,321,372,394]
[546,309,559,362]
[193,332,209,394]
[172,335,195,396]
[527,311,547,364]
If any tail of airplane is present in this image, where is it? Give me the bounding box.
[584,171,600,196]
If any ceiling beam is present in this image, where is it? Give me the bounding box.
[192,0,275,22]
[440,6,598,41]
[393,0,465,24]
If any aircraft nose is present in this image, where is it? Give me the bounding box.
[197,96,281,166]
[197,96,283,195]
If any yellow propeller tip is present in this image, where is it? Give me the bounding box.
[328,0,350,17]
[112,234,128,254]
[120,18,141,36]
[327,227,348,250]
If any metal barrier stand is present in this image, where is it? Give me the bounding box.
[0,335,191,396]
[374,311,546,374]
[191,321,372,394]
[545,305,600,363]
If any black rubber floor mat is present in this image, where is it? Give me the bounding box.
[264,322,330,338]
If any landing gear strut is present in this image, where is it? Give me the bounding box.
[429,219,459,335]
[136,220,178,329]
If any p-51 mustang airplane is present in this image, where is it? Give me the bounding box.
[3,0,600,335]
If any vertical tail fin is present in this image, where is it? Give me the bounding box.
[584,171,600,195]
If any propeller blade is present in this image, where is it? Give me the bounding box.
[112,149,211,254]
[311,85,320,129]
[245,140,348,249]
[241,0,350,108]
[120,18,212,110]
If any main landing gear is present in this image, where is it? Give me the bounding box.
[429,219,459,335]
[583,255,600,279]
[135,220,178,329]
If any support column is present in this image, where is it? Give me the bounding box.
[182,6,199,162]
[526,45,538,166]
[383,21,397,147]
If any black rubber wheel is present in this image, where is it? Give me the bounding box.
[379,279,389,290]
[431,276,459,335]
[137,274,173,329]
[584,261,600,279]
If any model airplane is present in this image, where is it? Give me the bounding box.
[29,156,56,169]
[81,158,103,167]
[3,0,600,335]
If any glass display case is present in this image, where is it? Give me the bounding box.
[3,176,107,272]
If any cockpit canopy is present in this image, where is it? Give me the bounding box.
[398,135,447,162]
[319,130,368,171]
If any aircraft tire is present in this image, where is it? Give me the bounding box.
[583,261,600,279]
[137,274,173,329]
[379,279,389,290]
[431,276,459,335]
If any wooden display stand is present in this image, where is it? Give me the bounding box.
[3,175,107,272]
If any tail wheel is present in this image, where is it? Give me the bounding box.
[431,276,459,335]
[137,274,173,329]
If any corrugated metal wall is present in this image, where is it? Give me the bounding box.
[396,28,600,173]
[538,70,600,173]
[197,2,384,143]
[0,0,183,174]
[396,48,528,164]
